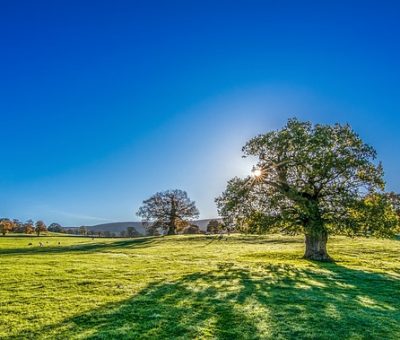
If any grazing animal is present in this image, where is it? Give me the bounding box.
[58,242,61,245]
[39,242,44,247]
[28,243,32,246]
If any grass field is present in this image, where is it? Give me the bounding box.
[0,234,399,339]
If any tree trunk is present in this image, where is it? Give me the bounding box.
[167,198,177,235]
[303,229,332,261]
[167,225,176,235]
[167,217,176,235]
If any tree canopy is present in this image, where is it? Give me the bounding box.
[0,218,14,236]
[137,189,199,235]
[207,219,222,234]
[216,118,398,261]
[34,220,47,236]
[48,223,63,233]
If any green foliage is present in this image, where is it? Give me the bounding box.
[385,191,400,216]
[239,211,281,235]
[0,235,399,338]
[48,223,63,233]
[216,118,390,260]
[206,219,221,234]
[347,193,400,238]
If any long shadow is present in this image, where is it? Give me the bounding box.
[173,235,304,245]
[0,237,156,256]
[14,262,400,339]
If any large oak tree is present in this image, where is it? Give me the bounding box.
[216,118,397,261]
[137,189,199,235]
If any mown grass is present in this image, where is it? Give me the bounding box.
[0,234,399,339]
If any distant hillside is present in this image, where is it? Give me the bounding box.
[86,219,222,235]
[85,222,147,235]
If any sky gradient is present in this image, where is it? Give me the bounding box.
[1,0,400,226]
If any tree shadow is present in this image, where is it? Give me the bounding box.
[231,236,304,245]
[20,262,400,339]
[172,235,304,246]
[0,237,156,256]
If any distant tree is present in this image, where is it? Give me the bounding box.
[78,226,87,235]
[126,227,138,238]
[182,224,200,234]
[146,225,160,236]
[216,119,391,261]
[384,192,400,217]
[206,220,221,234]
[0,218,14,236]
[24,220,35,234]
[120,230,127,237]
[34,220,47,236]
[13,219,24,233]
[48,223,63,233]
[103,231,111,238]
[349,193,400,238]
[137,189,199,235]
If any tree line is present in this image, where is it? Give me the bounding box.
[0,217,225,238]
[0,219,50,236]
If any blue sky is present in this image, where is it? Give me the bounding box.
[1,1,400,226]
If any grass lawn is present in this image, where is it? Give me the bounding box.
[0,234,399,339]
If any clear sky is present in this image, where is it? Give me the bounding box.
[1,0,400,227]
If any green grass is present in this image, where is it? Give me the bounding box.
[0,234,399,339]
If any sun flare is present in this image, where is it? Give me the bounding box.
[252,168,262,177]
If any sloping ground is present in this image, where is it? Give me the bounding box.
[0,234,399,339]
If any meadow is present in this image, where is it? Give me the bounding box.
[0,234,399,339]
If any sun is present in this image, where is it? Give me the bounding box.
[252,168,262,177]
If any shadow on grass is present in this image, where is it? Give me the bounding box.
[22,262,400,339]
[174,234,304,245]
[0,237,156,256]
